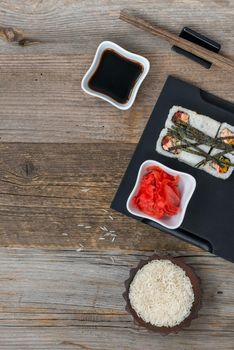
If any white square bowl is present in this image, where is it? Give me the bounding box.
[81,41,150,110]
[126,160,196,229]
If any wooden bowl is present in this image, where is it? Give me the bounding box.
[123,255,202,334]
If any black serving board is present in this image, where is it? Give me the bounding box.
[111,76,234,263]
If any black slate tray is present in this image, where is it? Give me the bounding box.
[111,76,234,263]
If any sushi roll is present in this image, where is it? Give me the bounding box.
[203,123,234,179]
[156,128,206,168]
[155,106,234,179]
[165,106,220,167]
[165,106,220,139]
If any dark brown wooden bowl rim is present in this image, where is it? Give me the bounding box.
[123,255,202,334]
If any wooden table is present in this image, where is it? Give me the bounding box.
[0,1,233,349]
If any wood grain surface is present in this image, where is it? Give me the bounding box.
[0,0,233,349]
[0,250,233,350]
[0,1,233,143]
[0,53,233,143]
[0,142,198,251]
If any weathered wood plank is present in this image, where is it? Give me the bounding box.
[0,2,233,349]
[0,0,233,55]
[0,2,233,144]
[0,249,233,349]
[0,53,233,143]
[0,142,198,251]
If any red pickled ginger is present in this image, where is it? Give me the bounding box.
[133,166,181,219]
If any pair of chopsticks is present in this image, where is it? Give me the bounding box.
[120,10,234,72]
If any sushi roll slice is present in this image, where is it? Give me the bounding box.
[203,151,233,179]
[218,122,234,146]
[156,128,206,168]
[156,128,181,159]
[164,106,222,169]
[165,106,221,139]
[203,123,234,179]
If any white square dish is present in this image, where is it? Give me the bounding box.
[126,160,196,229]
[81,41,150,110]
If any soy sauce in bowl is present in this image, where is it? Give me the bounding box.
[88,49,143,104]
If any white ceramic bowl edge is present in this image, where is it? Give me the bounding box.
[81,41,150,110]
[126,160,196,229]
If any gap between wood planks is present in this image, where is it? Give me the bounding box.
[0,142,202,252]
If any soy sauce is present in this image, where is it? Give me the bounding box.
[88,49,143,104]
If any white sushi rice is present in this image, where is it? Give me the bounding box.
[129,260,194,328]
[178,151,205,168]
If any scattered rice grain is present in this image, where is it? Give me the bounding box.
[104,232,111,237]
[81,188,90,192]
